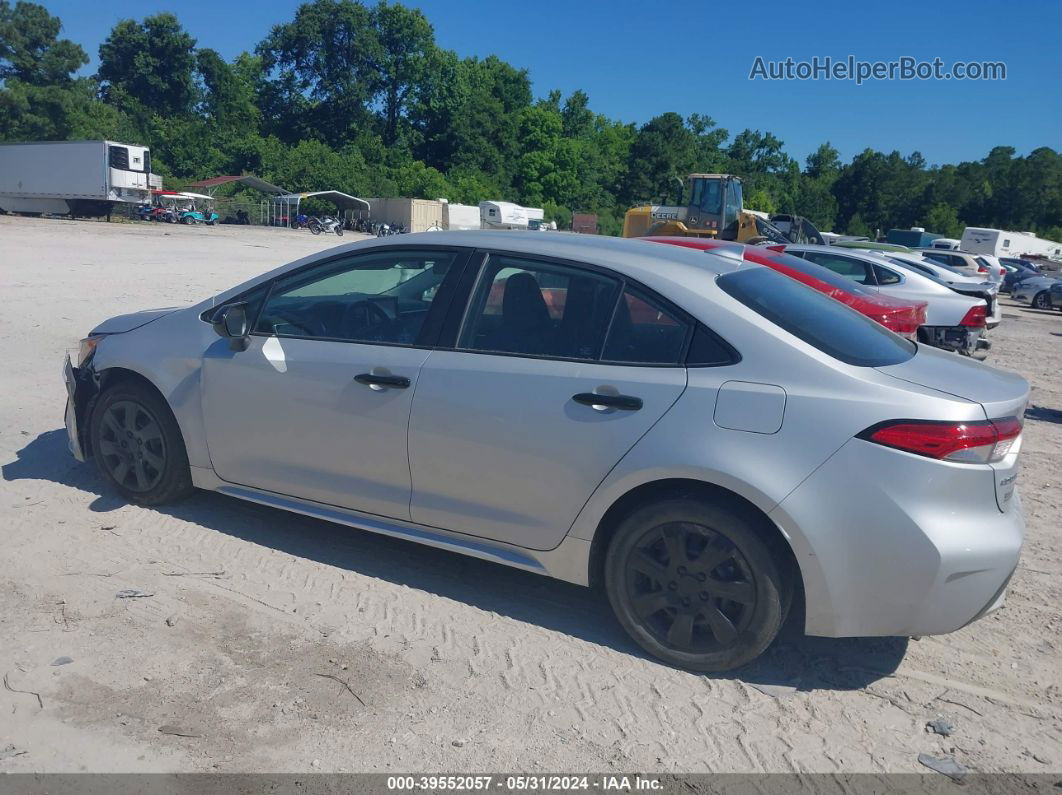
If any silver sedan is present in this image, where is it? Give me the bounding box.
[63,233,1028,672]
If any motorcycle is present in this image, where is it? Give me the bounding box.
[308,215,343,236]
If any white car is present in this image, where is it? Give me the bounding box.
[922,250,1005,283]
[879,252,1002,329]
[783,245,991,358]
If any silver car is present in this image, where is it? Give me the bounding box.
[1012,274,1062,310]
[784,244,992,357]
[63,232,1028,672]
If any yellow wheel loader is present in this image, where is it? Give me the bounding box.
[622,174,823,245]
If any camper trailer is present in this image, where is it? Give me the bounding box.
[960,227,1062,261]
[479,201,529,229]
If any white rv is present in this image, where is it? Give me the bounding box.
[960,227,1062,261]
[480,201,530,229]
[0,140,161,217]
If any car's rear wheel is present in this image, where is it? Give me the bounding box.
[1033,291,1050,310]
[89,381,194,505]
[605,497,787,672]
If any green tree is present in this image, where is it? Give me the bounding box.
[370,1,434,144]
[98,13,198,117]
[256,0,377,144]
[923,202,963,238]
[0,0,87,85]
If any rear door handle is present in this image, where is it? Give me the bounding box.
[354,373,410,389]
[573,392,642,411]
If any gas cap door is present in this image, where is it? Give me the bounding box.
[714,381,786,434]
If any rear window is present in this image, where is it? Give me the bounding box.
[717,267,916,367]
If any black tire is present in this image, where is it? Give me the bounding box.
[605,497,788,672]
[88,380,194,506]
[335,227,343,236]
[1033,291,1050,310]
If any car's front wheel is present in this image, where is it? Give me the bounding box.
[605,497,788,672]
[1033,291,1051,310]
[88,380,194,505]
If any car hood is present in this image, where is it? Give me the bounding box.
[91,307,180,335]
[876,345,1029,419]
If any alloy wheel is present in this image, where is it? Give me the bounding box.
[624,522,757,653]
[97,400,167,492]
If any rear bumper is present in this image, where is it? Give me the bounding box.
[770,438,1023,638]
[919,325,987,356]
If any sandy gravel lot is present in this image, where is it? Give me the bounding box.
[0,215,1060,774]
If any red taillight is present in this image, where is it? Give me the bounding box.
[959,304,987,327]
[977,265,988,273]
[860,417,1022,464]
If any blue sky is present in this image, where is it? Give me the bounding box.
[43,0,1061,166]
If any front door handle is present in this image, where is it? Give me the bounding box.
[354,373,411,389]
[573,392,642,411]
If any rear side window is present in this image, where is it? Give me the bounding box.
[717,268,915,367]
[601,288,690,365]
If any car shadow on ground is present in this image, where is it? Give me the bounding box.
[4,429,908,691]
[1026,405,1062,425]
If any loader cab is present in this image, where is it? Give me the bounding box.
[687,174,743,235]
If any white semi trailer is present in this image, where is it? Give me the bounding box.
[0,140,161,218]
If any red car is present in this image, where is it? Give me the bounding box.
[644,237,928,338]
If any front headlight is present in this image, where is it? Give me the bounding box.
[77,334,105,367]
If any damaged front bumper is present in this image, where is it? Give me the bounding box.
[919,325,989,357]
[63,354,99,462]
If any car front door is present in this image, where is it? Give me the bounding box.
[407,252,690,551]
[201,247,469,519]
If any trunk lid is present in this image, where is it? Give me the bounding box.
[876,345,1029,420]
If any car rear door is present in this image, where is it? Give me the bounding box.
[407,251,689,551]
[200,247,470,519]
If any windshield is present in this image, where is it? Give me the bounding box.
[690,178,722,214]
[717,267,916,367]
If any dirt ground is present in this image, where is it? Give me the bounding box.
[0,215,1059,774]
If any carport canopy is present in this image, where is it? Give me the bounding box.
[275,191,371,214]
[186,175,287,195]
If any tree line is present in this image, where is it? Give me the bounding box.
[1,0,1059,238]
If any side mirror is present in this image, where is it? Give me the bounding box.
[211,303,250,351]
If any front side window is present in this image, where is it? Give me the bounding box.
[718,267,915,367]
[459,256,621,359]
[255,250,459,345]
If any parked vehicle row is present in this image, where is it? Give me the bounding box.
[63,232,1028,673]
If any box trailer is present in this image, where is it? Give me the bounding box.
[0,140,161,217]
[960,227,1062,261]
[442,202,481,230]
[886,227,942,248]
[366,197,444,232]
